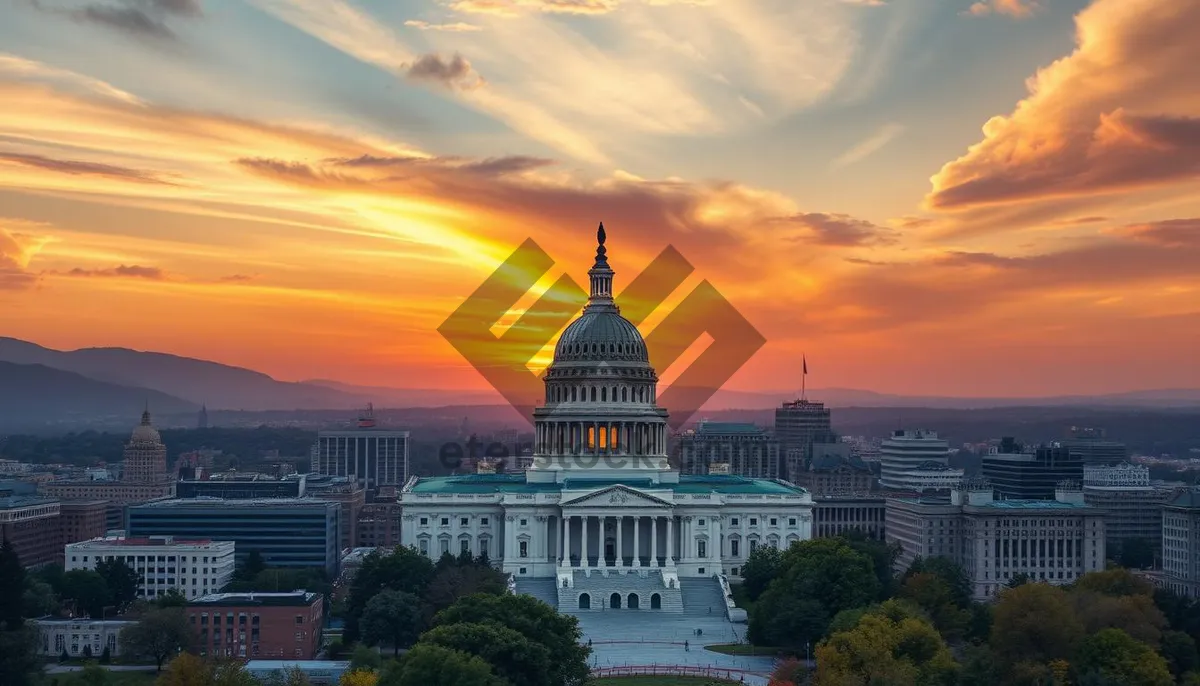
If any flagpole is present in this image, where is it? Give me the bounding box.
[802,355,807,401]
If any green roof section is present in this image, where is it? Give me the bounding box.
[405,473,808,496]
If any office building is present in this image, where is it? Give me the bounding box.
[813,496,886,540]
[1064,427,1128,465]
[982,438,1083,500]
[1162,491,1200,598]
[66,536,236,600]
[127,499,341,577]
[187,591,325,660]
[793,443,875,496]
[886,482,1106,600]
[1083,463,1178,560]
[33,618,135,659]
[0,489,61,568]
[59,500,109,546]
[879,430,961,493]
[356,486,401,549]
[774,399,836,481]
[311,406,410,492]
[677,421,781,479]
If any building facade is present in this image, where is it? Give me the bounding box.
[1162,491,1200,598]
[0,491,61,568]
[1083,463,1178,561]
[33,618,135,658]
[981,438,1083,500]
[1064,427,1128,465]
[812,496,887,540]
[400,227,813,614]
[311,407,410,492]
[187,591,324,660]
[879,430,960,493]
[65,536,236,600]
[677,421,781,479]
[793,444,875,497]
[886,483,1107,600]
[59,500,109,547]
[127,499,341,577]
[773,399,836,482]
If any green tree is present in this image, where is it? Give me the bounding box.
[420,621,553,686]
[814,603,958,686]
[155,588,189,609]
[345,547,435,643]
[991,584,1084,674]
[238,550,267,581]
[1075,568,1156,597]
[840,530,900,600]
[349,644,383,672]
[79,662,112,686]
[0,539,40,686]
[1160,630,1199,679]
[61,569,110,619]
[379,644,508,686]
[99,645,111,664]
[96,558,141,611]
[361,590,423,657]
[119,607,195,671]
[421,562,508,623]
[432,593,590,686]
[1,539,28,629]
[1073,627,1173,686]
[22,579,58,618]
[741,545,783,602]
[904,556,971,608]
[748,596,827,652]
[898,572,971,640]
[1071,590,1167,648]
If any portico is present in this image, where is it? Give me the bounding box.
[560,513,675,568]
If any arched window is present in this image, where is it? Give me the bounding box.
[601,387,607,402]
[571,386,577,402]
[590,387,597,402]
[622,387,628,402]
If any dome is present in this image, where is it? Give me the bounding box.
[130,410,162,445]
[554,310,648,363]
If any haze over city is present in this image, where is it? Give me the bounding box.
[2,0,1197,399]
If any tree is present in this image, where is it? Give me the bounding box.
[1073,627,1173,686]
[814,603,958,686]
[1075,568,1156,597]
[991,584,1084,675]
[422,562,508,624]
[22,579,59,618]
[155,588,189,609]
[0,625,41,686]
[96,559,141,611]
[379,644,509,686]
[898,572,971,640]
[79,662,112,686]
[840,530,901,601]
[904,556,971,608]
[0,539,27,629]
[341,670,379,686]
[238,551,267,581]
[99,645,111,664]
[1161,630,1200,680]
[61,569,110,619]
[349,644,382,672]
[432,593,590,686]
[120,607,195,671]
[1007,572,1032,588]
[345,547,435,643]
[1118,538,1156,570]
[420,621,554,686]
[741,545,784,602]
[361,590,423,657]
[748,596,828,652]
[83,644,93,658]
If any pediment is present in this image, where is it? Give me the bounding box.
[560,484,672,508]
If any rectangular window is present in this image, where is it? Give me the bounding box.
[420,518,428,526]
[520,519,527,526]
[480,540,489,558]
[461,539,470,554]
[770,518,777,526]
[440,539,450,555]
[731,518,739,526]
[749,518,758,526]
[698,541,707,558]
[698,519,706,526]
[481,518,489,526]
[519,541,528,558]
[731,540,740,557]
[460,517,469,526]
[441,518,449,526]
[789,518,797,526]
[419,539,429,555]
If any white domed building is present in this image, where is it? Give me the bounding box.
[400,226,813,612]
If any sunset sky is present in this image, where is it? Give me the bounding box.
[1,0,1198,398]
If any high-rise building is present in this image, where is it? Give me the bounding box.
[774,399,837,481]
[879,430,961,493]
[1063,427,1128,465]
[982,438,1083,500]
[311,405,410,492]
[1083,463,1179,561]
[1163,491,1200,598]
[127,499,341,577]
[66,535,236,600]
[677,421,781,479]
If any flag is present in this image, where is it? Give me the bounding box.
[803,356,808,375]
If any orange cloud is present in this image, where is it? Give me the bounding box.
[63,264,168,279]
[965,0,1039,18]
[928,0,1200,212]
[403,20,483,31]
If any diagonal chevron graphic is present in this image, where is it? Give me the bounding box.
[440,238,764,431]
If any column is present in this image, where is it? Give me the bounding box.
[651,517,659,567]
[667,516,674,565]
[617,516,624,566]
[565,516,572,567]
[634,516,642,567]
[582,515,590,567]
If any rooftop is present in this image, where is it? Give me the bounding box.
[245,661,350,671]
[406,473,807,496]
[67,536,229,548]
[189,591,321,607]
[0,494,59,510]
[131,497,337,508]
[689,422,769,436]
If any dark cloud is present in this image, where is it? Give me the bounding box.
[777,213,897,247]
[404,53,486,91]
[0,151,173,184]
[30,0,202,41]
[331,154,554,177]
[65,264,167,279]
[1118,218,1200,248]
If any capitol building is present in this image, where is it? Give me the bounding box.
[401,226,813,612]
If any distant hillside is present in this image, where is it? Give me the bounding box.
[0,361,196,430]
[0,337,368,412]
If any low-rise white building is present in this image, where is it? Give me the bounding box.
[887,481,1107,600]
[33,618,136,658]
[65,535,236,600]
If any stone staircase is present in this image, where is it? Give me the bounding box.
[679,576,728,615]
[558,568,683,613]
[514,577,560,608]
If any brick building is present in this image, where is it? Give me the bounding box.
[187,591,325,660]
[1,491,62,568]
[59,500,109,546]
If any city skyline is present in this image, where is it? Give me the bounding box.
[1,0,1198,397]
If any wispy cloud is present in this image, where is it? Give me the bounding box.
[64,264,168,279]
[965,0,1040,18]
[31,0,203,40]
[831,123,905,168]
[404,19,483,31]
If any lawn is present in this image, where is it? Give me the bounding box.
[704,643,786,656]
[589,678,741,686]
